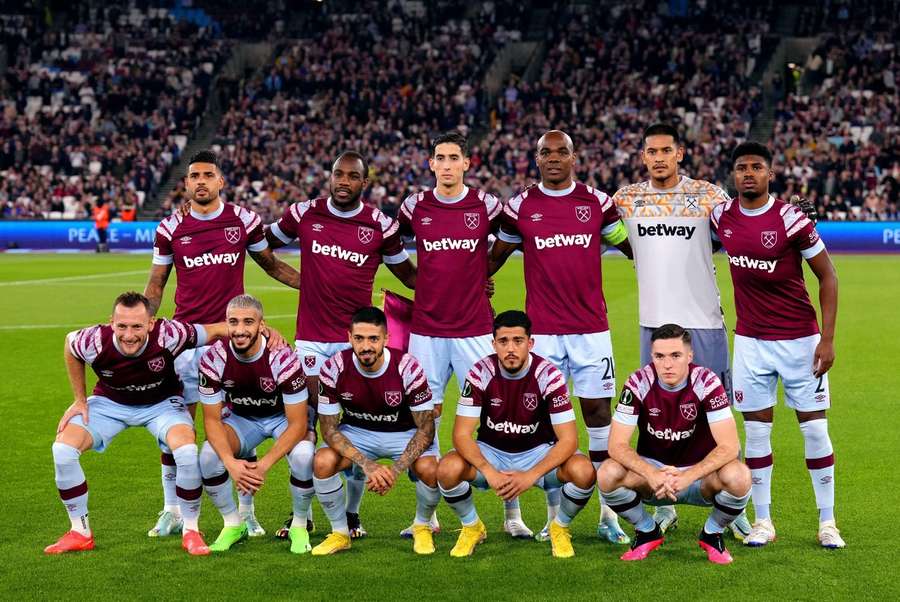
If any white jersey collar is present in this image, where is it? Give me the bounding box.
[327,197,365,219]
[739,195,775,216]
[538,181,576,197]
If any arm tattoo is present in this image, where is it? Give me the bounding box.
[319,413,371,469]
[393,409,435,474]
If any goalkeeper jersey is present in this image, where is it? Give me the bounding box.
[613,176,728,329]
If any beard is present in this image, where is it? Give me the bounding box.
[356,348,383,367]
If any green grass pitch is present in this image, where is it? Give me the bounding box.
[1,252,898,600]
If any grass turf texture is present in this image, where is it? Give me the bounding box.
[1,253,898,601]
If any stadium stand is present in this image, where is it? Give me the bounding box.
[0,5,231,219]
[771,22,899,220]
[1,0,896,222]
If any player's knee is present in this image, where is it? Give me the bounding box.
[165,424,196,449]
[198,441,224,478]
[596,459,625,492]
[720,460,751,496]
[55,424,92,451]
[313,447,340,479]
[288,440,315,474]
[52,441,81,467]
[437,452,465,488]
[569,456,596,490]
[580,397,612,427]
[413,456,438,487]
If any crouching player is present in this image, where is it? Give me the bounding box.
[197,295,314,553]
[311,307,439,556]
[598,324,751,564]
[46,292,227,556]
[437,310,596,558]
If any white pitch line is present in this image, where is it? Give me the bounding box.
[0,270,147,287]
[0,323,82,331]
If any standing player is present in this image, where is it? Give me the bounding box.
[437,310,596,558]
[711,142,843,548]
[598,324,751,564]
[45,292,228,556]
[266,151,416,539]
[396,131,531,537]
[612,123,751,538]
[310,307,439,556]
[197,295,314,554]
[144,150,301,538]
[489,129,633,544]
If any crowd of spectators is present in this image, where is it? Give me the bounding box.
[771,25,899,220]
[165,0,524,221]
[0,5,231,219]
[471,0,773,200]
[3,0,898,223]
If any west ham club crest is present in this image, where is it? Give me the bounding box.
[259,377,276,393]
[224,227,241,244]
[575,206,591,223]
[358,226,374,244]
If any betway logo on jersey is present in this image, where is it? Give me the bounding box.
[311,240,369,267]
[421,238,479,253]
[183,252,241,268]
[344,408,398,422]
[727,254,778,273]
[637,224,696,239]
[486,415,539,435]
[534,233,592,250]
[229,395,278,408]
[646,422,696,441]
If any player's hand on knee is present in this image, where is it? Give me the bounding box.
[813,339,834,377]
[485,467,510,493]
[58,400,88,433]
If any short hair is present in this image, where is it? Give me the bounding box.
[351,306,387,330]
[643,123,680,145]
[650,323,692,346]
[731,141,772,167]
[430,131,469,157]
[187,150,220,170]
[493,310,532,337]
[334,150,369,177]
[113,291,152,315]
[226,294,263,317]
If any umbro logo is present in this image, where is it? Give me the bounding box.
[723,229,733,238]
[224,380,235,387]
[649,407,661,417]
[312,223,324,232]
[420,217,432,225]
[179,236,192,244]
[490,398,503,406]
[530,213,543,222]
[341,392,353,400]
